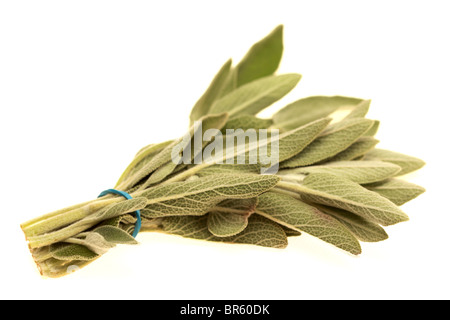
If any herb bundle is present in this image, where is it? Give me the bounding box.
[21,25,425,278]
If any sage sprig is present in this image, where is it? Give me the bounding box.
[21,25,425,278]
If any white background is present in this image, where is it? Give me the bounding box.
[1,1,448,300]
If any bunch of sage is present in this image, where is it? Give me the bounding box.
[21,25,425,278]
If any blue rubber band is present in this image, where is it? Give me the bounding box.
[98,189,141,238]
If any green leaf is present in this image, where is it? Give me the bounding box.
[196,164,260,177]
[282,172,409,226]
[343,99,371,119]
[123,113,229,189]
[140,173,279,218]
[214,198,258,213]
[222,115,273,132]
[289,160,402,184]
[256,192,361,254]
[209,74,301,117]
[363,149,426,176]
[326,136,379,161]
[316,205,388,242]
[80,232,116,255]
[222,214,287,248]
[94,225,138,245]
[272,96,363,130]
[50,243,99,261]
[364,120,380,137]
[97,216,123,228]
[364,178,426,205]
[220,117,331,168]
[161,214,288,249]
[144,161,178,185]
[276,118,332,163]
[190,59,232,125]
[218,67,238,98]
[207,212,248,237]
[116,140,173,188]
[281,118,374,167]
[235,25,284,87]
[207,198,257,237]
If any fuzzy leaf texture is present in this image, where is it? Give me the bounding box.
[281,118,374,167]
[161,214,288,249]
[288,173,410,226]
[207,198,257,237]
[256,192,361,254]
[272,96,363,130]
[286,160,402,184]
[209,74,301,117]
[140,174,279,218]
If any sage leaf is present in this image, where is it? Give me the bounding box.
[235,25,284,87]
[223,115,273,131]
[288,160,402,184]
[209,74,301,117]
[140,173,279,218]
[116,140,173,188]
[363,148,426,176]
[207,212,249,237]
[272,96,363,130]
[218,67,238,98]
[221,117,331,167]
[326,136,379,161]
[196,164,260,177]
[316,205,388,242]
[161,214,288,248]
[144,161,178,185]
[213,198,258,214]
[124,113,229,189]
[343,99,371,119]
[256,192,361,255]
[281,118,374,167]
[94,225,138,245]
[276,118,332,163]
[364,178,426,205]
[190,59,233,125]
[285,172,409,226]
[207,198,257,237]
[97,216,123,228]
[222,214,287,249]
[80,232,116,255]
[50,243,99,261]
[364,120,380,137]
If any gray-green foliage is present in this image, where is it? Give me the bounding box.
[272,96,363,130]
[364,179,425,205]
[256,192,361,254]
[285,160,402,184]
[22,25,425,278]
[139,174,279,218]
[362,148,425,176]
[288,173,410,226]
[207,198,257,237]
[281,118,374,167]
[189,60,232,126]
[208,73,301,117]
[161,214,288,249]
